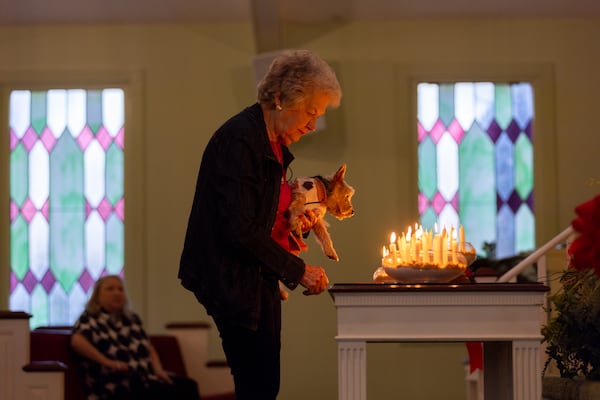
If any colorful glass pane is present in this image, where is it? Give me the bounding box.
[417,82,534,258]
[439,84,454,126]
[9,89,125,328]
[31,91,47,135]
[418,136,437,199]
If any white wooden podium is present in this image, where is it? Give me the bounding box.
[329,283,548,400]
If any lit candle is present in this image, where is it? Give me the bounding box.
[389,232,398,264]
[421,228,428,263]
[421,233,427,263]
[432,224,439,265]
[438,233,444,267]
[451,235,458,265]
[400,232,407,263]
[408,226,416,263]
[433,235,440,265]
[415,225,423,263]
[382,245,393,267]
[459,225,465,252]
[441,227,448,267]
[449,226,457,264]
[429,231,434,255]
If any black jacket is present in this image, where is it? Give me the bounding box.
[179,103,305,330]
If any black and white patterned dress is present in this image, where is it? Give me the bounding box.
[73,308,158,400]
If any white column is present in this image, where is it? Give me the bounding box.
[338,340,367,400]
[512,339,543,400]
[484,340,543,400]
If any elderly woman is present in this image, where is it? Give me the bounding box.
[179,49,342,399]
[71,275,199,400]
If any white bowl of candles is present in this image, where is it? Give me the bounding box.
[374,224,477,284]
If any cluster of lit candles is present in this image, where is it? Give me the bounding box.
[381,223,472,268]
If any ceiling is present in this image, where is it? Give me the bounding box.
[2,0,599,51]
[2,0,600,25]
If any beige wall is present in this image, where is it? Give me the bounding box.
[1,17,599,400]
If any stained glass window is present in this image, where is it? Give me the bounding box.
[9,89,125,328]
[417,82,534,258]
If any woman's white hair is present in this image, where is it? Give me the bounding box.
[257,49,341,109]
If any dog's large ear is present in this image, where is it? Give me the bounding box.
[334,164,347,180]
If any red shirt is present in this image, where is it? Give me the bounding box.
[269,141,308,255]
[269,141,293,251]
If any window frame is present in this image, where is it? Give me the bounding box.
[395,63,558,248]
[0,70,146,318]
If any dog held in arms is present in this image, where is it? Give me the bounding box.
[288,164,355,261]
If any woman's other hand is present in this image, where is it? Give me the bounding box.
[279,281,290,300]
[297,209,320,233]
[148,343,173,383]
[71,332,128,373]
[300,264,329,295]
[155,368,174,384]
[104,359,129,373]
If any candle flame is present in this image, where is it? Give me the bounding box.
[390,232,396,244]
[416,225,423,239]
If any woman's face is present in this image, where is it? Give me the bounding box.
[274,92,331,146]
[97,276,126,314]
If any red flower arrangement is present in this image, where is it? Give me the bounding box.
[568,194,600,276]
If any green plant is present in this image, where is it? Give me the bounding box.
[542,268,600,380]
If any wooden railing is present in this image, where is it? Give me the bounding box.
[497,226,574,283]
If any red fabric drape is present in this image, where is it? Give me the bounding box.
[466,341,483,373]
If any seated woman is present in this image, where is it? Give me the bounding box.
[71,275,200,400]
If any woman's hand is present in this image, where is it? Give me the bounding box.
[155,368,174,384]
[104,359,129,372]
[148,343,173,383]
[297,209,320,233]
[279,281,290,300]
[71,332,128,373]
[300,264,329,295]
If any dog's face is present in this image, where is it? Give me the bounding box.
[325,164,355,220]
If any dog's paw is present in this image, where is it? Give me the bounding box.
[325,249,340,262]
[289,219,304,237]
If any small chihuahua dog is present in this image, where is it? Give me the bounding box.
[288,164,355,261]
